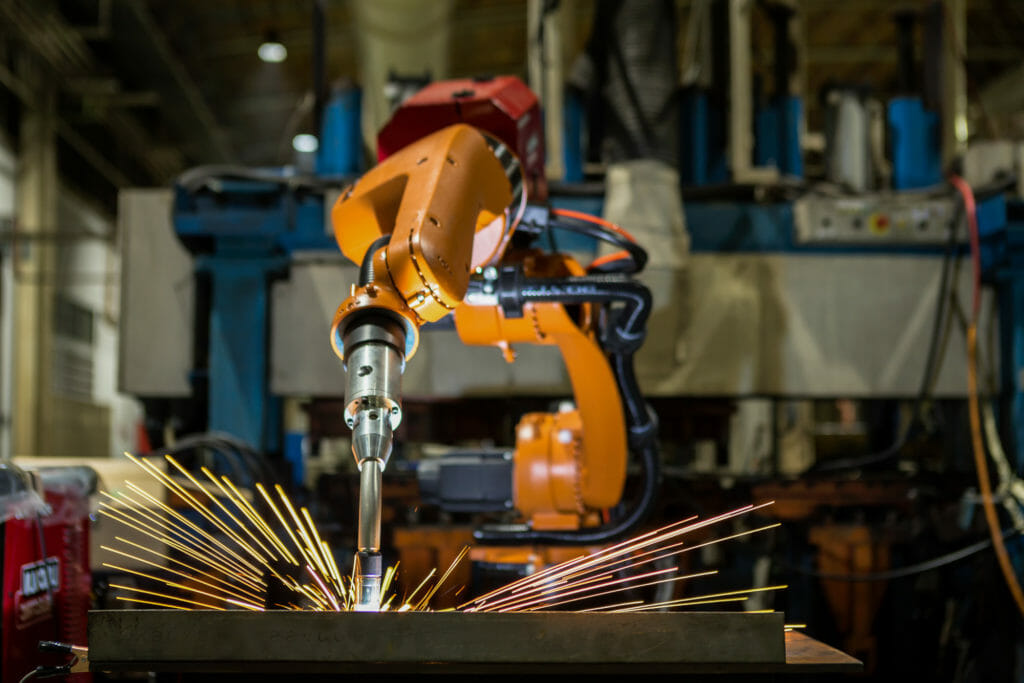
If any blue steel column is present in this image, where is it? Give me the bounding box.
[203,253,286,455]
[998,265,1024,472]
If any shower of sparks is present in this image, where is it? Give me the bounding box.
[102,453,784,614]
[458,502,784,613]
[100,453,449,612]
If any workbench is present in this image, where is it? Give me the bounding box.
[88,610,861,678]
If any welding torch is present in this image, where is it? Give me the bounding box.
[341,311,406,611]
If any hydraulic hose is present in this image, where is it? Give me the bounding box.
[359,234,391,286]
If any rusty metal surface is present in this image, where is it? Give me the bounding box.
[785,631,863,673]
[87,610,859,675]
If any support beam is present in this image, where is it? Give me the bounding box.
[0,0,227,181]
[0,60,131,188]
[351,0,455,153]
[943,0,967,167]
[527,0,576,182]
[123,2,237,164]
[728,0,778,184]
[13,71,57,457]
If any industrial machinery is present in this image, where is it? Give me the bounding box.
[0,463,93,682]
[327,77,657,610]
[109,3,1024,677]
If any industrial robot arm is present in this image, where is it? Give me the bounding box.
[330,90,658,609]
[329,123,520,609]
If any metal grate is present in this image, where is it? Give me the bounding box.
[51,340,94,401]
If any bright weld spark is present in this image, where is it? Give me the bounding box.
[101,546,260,606]
[256,483,312,568]
[122,478,264,578]
[102,457,781,614]
[307,565,341,611]
[520,570,719,613]
[578,600,645,612]
[100,492,259,581]
[110,535,264,603]
[222,476,299,565]
[482,568,670,613]
[277,486,331,580]
[103,561,264,611]
[116,597,205,611]
[152,454,271,566]
[462,503,777,613]
[108,583,226,610]
[98,504,264,592]
[199,466,280,561]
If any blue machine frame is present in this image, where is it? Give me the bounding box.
[171,89,361,464]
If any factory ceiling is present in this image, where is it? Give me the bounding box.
[0,0,1022,214]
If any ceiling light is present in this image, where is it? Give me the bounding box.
[258,32,287,63]
[293,134,319,153]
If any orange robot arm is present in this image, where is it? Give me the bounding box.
[329,122,657,606]
[330,122,519,357]
[455,252,627,533]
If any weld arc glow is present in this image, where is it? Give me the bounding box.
[101,453,785,615]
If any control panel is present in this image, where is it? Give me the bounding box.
[793,194,958,245]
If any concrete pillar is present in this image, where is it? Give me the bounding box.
[350,0,454,152]
[527,0,571,181]
[13,67,58,456]
[943,0,967,166]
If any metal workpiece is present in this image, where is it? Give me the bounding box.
[84,610,859,675]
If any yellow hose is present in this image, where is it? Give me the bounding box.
[967,323,1024,616]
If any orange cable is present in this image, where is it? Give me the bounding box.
[551,207,639,244]
[588,250,632,271]
[967,324,1024,616]
[952,172,1024,618]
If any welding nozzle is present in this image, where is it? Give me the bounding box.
[342,315,406,612]
[353,549,383,612]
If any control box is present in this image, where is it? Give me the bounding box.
[793,194,958,245]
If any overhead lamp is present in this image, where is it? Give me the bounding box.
[293,134,319,154]
[258,31,287,63]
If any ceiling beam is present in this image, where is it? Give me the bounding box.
[0,1,178,181]
[0,60,131,189]
[123,2,237,164]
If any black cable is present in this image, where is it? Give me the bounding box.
[548,215,648,272]
[155,431,278,490]
[545,225,559,254]
[515,277,652,432]
[18,667,42,683]
[359,234,391,286]
[516,276,652,348]
[783,528,1016,582]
